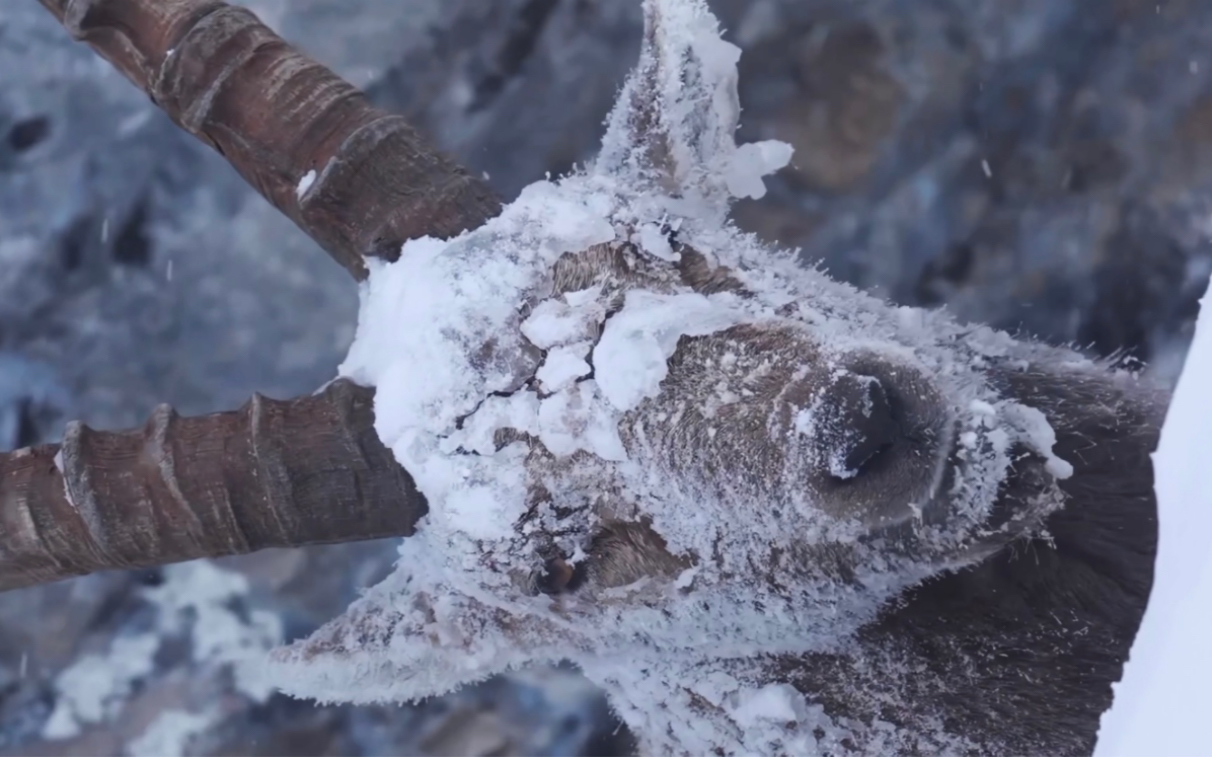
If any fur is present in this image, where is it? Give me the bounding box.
[591,351,1164,754]
[765,361,1164,754]
[545,242,1166,754]
[271,5,1169,749]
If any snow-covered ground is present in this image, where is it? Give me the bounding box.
[1095,272,1212,756]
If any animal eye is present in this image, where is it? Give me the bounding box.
[536,555,587,595]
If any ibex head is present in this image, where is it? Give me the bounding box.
[3,0,1166,754]
[260,2,1158,754]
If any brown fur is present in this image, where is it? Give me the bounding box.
[537,243,1164,754]
[763,361,1164,755]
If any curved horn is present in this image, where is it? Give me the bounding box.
[36,0,501,279]
[0,380,424,592]
[2,0,510,592]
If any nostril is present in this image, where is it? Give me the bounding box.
[844,378,898,471]
[824,374,901,480]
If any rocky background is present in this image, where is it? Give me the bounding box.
[1,0,1209,754]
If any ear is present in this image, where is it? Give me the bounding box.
[262,567,566,704]
[595,0,793,209]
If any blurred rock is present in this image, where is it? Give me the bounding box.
[719,0,1212,370]
[0,352,69,449]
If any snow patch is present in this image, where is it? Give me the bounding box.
[535,344,592,392]
[127,708,218,757]
[147,561,282,700]
[728,683,803,726]
[42,560,279,741]
[295,169,316,198]
[42,633,159,740]
[594,290,746,412]
[1095,273,1212,756]
[726,141,795,200]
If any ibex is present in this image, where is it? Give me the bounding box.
[1,0,1166,755]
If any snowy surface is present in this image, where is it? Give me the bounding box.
[42,561,279,743]
[262,1,1081,754]
[126,709,219,757]
[1094,273,1212,757]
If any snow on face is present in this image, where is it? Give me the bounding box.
[263,1,1073,754]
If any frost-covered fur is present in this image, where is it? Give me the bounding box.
[766,360,1163,756]
[260,2,1164,755]
[591,348,1163,756]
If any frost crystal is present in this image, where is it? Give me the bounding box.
[264,1,1073,754]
